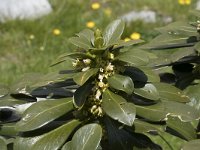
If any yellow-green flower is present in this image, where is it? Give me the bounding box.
[130,32,141,40]
[124,37,131,42]
[178,0,191,5]
[91,2,101,10]
[53,29,61,35]
[86,21,95,28]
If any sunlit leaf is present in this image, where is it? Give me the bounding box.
[14,120,80,150]
[136,101,200,122]
[167,116,196,140]
[69,36,92,49]
[115,49,149,66]
[133,119,165,134]
[153,83,190,102]
[156,21,196,36]
[102,90,136,126]
[70,124,102,150]
[107,74,134,95]
[181,139,200,150]
[134,83,160,101]
[16,98,74,131]
[0,136,7,150]
[103,19,124,46]
[0,123,18,136]
[184,84,200,111]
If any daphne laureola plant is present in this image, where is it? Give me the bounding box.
[0,13,200,150]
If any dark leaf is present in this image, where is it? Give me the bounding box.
[31,86,73,98]
[123,66,148,82]
[73,68,98,85]
[0,107,21,123]
[104,117,161,150]
[73,81,93,108]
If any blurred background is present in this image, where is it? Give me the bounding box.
[0,0,199,85]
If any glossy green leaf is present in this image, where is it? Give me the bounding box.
[115,49,149,66]
[184,84,200,111]
[0,136,7,150]
[107,74,134,95]
[0,98,26,107]
[62,141,72,150]
[165,101,200,122]
[182,139,200,150]
[143,34,193,50]
[170,47,196,63]
[103,19,124,46]
[167,116,196,140]
[69,36,92,49]
[156,21,196,36]
[102,90,136,126]
[73,81,93,108]
[133,119,165,134]
[16,98,74,131]
[70,124,102,150]
[73,68,98,85]
[76,29,94,45]
[11,72,73,94]
[153,83,190,102]
[134,83,160,101]
[194,41,200,53]
[0,123,18,136]
[136,101,200,122]
[14,120,80,150]
[135,102,167,121]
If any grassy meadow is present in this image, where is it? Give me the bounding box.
[0,0,197,85]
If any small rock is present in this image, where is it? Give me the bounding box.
[0,0,52,23]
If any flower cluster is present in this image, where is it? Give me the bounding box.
[124,32,141,41]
